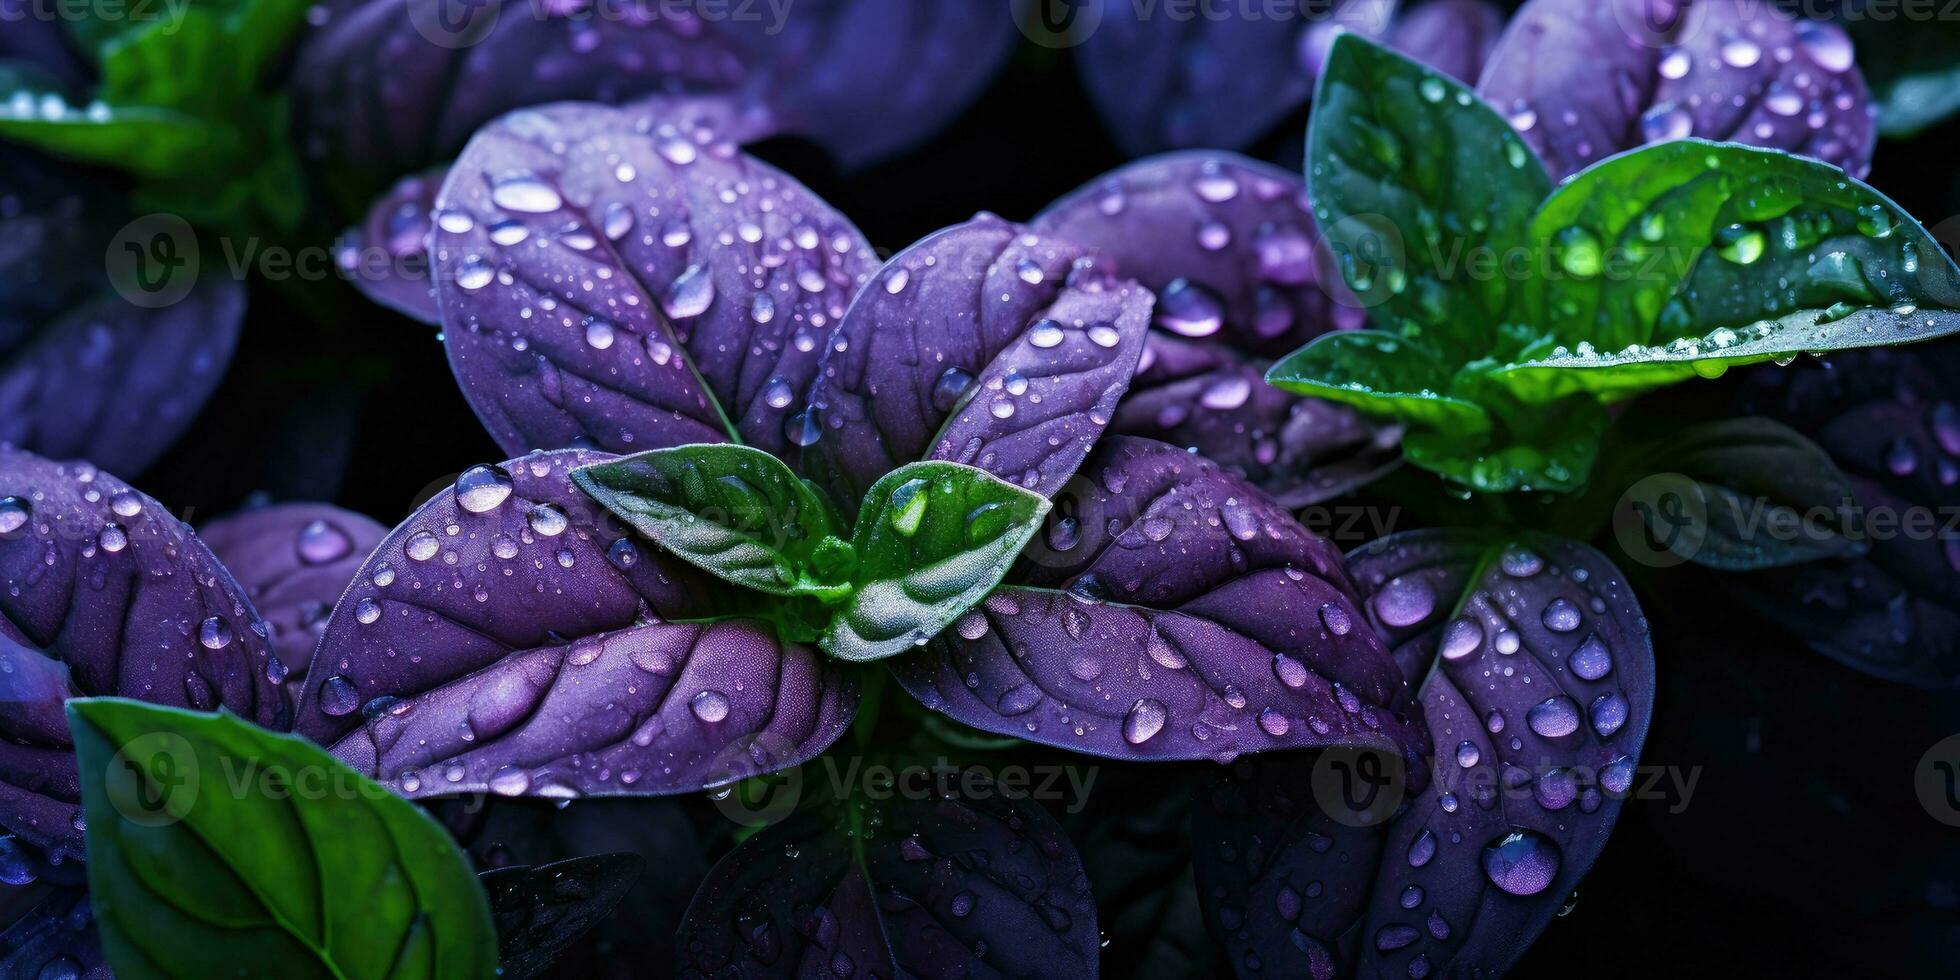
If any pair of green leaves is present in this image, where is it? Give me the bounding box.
[0,0,312,232]
[69,698,500,978]
[573,446,1051,663]
[1269,34,1960,493]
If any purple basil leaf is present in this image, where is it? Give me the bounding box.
[0,148,245,476]
[0,888,106,980]
[0,449,286,859]
[447,796,710,979]
[1192,530,1655,977]
[1390,0,1504,84]
[481,854,645,980]
[341,167,444,324]
[806,213,1153,505]
[1726,344,1960,687]
[1031,152,1400,505]
[428,100,877,459]
[890,436,1428,763]
[1476,0,1875,181]
[1074,0,1397,154]
[199,503,388,699]
[294,448,857,798]
[293,0,1013,182]
[678,787,1099,978]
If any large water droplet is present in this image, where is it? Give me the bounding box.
[455,464,514,514]
[1123,698,1167,744]
[1526,696,1582,737]
[490,174,562,213]
[1481,830,1562,895]
[319,675,361,716]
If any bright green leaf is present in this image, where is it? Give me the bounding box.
[573,445,853,602]
[1307,32,1550,360]
[69,698,498,980]
[1265,330,1490,437]
[824,461,1051,662]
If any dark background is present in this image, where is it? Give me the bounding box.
[132,28,1960,980]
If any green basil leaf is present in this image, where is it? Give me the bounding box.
[1592,417,1864,572]
[1402,376,1609,494]
[1307,32,1550,359]
[68,698,498,979]
[824,461,1051,663]
[1498,139,1960,401]
[573,445,853,601]
[1265,330,1489,437]
[0,99,220,179]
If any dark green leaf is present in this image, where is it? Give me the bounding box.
[1307,32,1549,359]
[1499,139,1960,400]
[68,697,498,980]
[1600,417,1865,571]
[1264,330,1489,437]
[573,445,853,602]
[825,461,1050,662]
[1847,15,1960,138]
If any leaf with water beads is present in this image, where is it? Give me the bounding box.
[890,437,1430,763]
[805,214,1154,506]
[296,449,857,799]
[1477,0,1876,182]
[823,461,1051,663]
[481,854,645,980]
[1191,531,1655,978]
[429,100,877,461]
[677,782,1099,978]
[1031,151,1404,506]
[0,448,287,862]
[201,503,388,702]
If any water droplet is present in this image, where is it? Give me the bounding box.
[98,524,128,553]
[197,616,234,650]
[1526,696,1582,737]
[1481,830,1562,895]
[404,531,440,561]
[691,689,731,723]
[319,675,361,716]
[1541,598,1581,632]
[1569,633,1613,680]
[491,174,562,213]
[1123,699,1168,744]
[1156,279,1224,337]
[665,264,715,319]
[528,504,569,536]
[454,464,514,513]
[297,519,352,564]
[0,497,27,536]
[1028,319,1066,348]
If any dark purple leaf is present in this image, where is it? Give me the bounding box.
[293,0,1014,181]
[0,888,107,980]
[428,100,877,459]
[294,448,857,799]
[481,854,645,980]
[1030,152,1399,506]
[0,148,245,476]
[1726,343,1960,687]
[1074,0,1396,155]
[0,449,286,860]
[1390,0,1504,84]
[1191,531,1655,977]
[805,214,1153,505]
[340,167,444,324]
[447,796,710,979]
[199,503,388,699]
[678,786,1099,978]
[0,6,87,91]
[890,437,1428,763]
[1476,0,1875,181]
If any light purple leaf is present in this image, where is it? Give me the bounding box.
[1192,531,1655,977]
[293,0,1014,181]
[805,213,1153,505]
[199,503,388,699]
[1031,152,1400,505]
[678,787,1099,978]
[1390,0,1505,84]
[0,449,286,860]
[1476,0,1875,181]
[340,167,444,324]
[294,448,856,799]
[891,436,1428,763]
[428,100,877,459]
